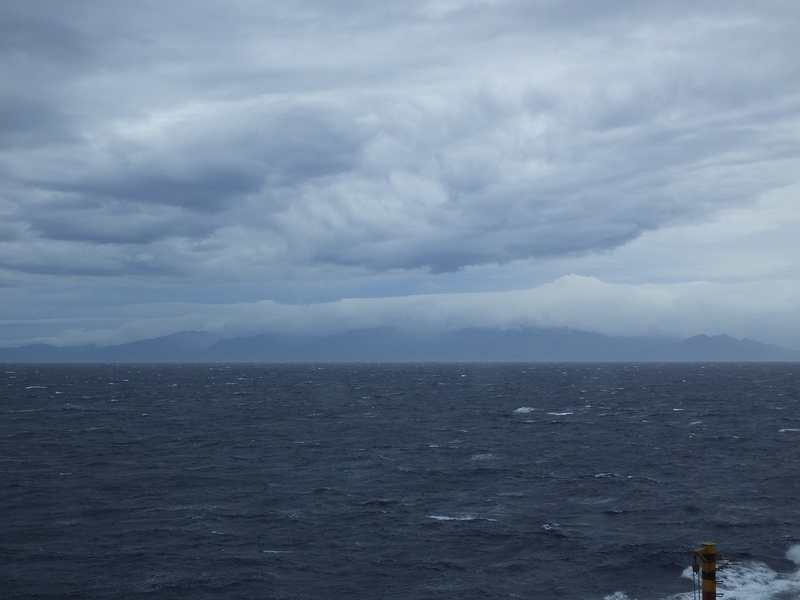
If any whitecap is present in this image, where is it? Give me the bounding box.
[469,453,496,461]
[786,544,800,565]
[513,406,535,413]
[573,496,616,505]
[678,555,800,600]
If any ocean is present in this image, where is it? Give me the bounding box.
[2,362,799,600]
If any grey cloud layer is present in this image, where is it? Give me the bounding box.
[11,275,800,352]
[2,0,798,279]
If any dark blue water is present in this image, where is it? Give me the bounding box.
[2,363,799,599]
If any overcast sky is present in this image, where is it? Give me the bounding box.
[2,0,799,350]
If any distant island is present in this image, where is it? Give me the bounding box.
[0,329,798,363]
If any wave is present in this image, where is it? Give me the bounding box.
[427,514,497,522]
[605,545,800,600]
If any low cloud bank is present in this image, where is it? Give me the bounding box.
[15,275,799,352]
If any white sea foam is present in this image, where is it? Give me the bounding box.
[513,406,535,413]
[667,551,800,600]
[427,514,497,522]
[469,453,496,461]
[787,544,800,565]
[606,554,800,599]
[547,411,574,416]
[573,495,616,505]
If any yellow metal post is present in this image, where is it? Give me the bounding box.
[693,542,716,600]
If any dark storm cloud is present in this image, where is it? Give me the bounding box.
[23,199,214,245]
[5,97,367,256]
[1,0,798,278]
[0,6,98,64]
[0,95,78,149]
[43,168,262,213]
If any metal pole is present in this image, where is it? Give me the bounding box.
[693,542,716,600]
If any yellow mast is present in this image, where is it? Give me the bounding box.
[692,542,716,600]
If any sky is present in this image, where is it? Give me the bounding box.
[2,0,799,351]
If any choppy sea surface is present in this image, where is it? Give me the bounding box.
[2,362,799,600]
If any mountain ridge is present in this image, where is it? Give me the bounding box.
[0,329,797,363]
